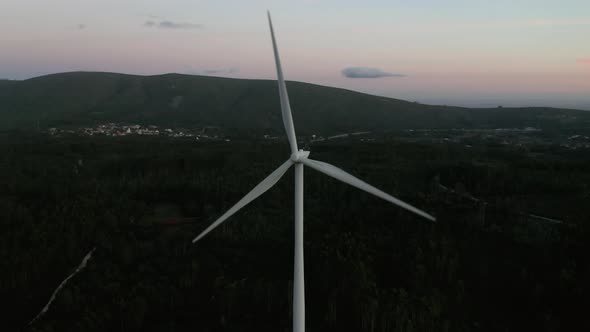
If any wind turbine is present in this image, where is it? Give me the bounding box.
[192,12,436,332]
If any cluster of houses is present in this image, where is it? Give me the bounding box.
[563,134,590,150]
[47,123,224,140]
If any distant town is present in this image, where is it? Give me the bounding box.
[47,123,228,141]
[398,127,590,150]
[45,123,590,150]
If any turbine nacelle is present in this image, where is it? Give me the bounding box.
[290,150,310,163]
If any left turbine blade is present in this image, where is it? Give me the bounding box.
[192,159,293,243]
[267,11,298,154]
[302,158,436,222]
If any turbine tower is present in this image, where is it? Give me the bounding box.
[192,12,436,332]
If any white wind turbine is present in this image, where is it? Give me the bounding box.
[192,12,436,332]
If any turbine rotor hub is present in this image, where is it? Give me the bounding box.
[290,150,310,163]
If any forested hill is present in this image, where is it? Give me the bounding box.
[1,71,589,134]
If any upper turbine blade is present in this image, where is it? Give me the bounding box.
[192,159,293,243]
[267,11,298,154]
[302,158,436,222]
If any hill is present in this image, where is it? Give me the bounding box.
[1,71,589,134]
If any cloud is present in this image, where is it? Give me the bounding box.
[341,67,406,79]
[523,19,590,27]
[406,18,590,34]
[67,24,85,30]
[577,58,590,64]
[144,20,203,30]
[186,67,239,76]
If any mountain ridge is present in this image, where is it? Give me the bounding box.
[1,71,589,134]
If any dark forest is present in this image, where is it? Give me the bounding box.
[1,132,588,331]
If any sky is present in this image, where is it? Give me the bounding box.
[1,0,589,109]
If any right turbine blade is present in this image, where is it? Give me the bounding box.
[302,158,436,222]
[192,159,294,243]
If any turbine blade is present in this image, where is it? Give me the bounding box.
[192,159,293,243]
[267,11,298,154]
[302,159,436,222]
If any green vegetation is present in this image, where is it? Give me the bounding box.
[1,72,590,134]
[1,133,588,331]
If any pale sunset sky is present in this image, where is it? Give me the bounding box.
[1,0,589,109]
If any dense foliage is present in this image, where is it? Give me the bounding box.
[1,133,589,331]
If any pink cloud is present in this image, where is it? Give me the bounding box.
[577,58,590,64]
[524,19,590,27]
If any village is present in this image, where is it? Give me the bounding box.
[47,123,225,140]
[45,123,590,151]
